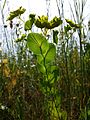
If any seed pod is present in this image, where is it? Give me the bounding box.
[46,17,62,29]
[10,20,13,29]
[7,6,26,21]
[35,15,48,28]
[65,19,81,28]
[29,14,35,19]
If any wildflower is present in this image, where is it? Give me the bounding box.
[2,59,8,64]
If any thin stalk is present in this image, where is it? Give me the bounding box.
[65,40,71,119]
[56,0,61,16]
[46,0,50,17]
[2,0,6,13]
[1,11,9,50]
[78,28,84,109]
[69,0,87,110]
[0,1,10,50]
[39,45,50,119]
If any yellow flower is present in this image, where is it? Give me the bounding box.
[2,59,8,64]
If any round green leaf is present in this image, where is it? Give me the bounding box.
[24,20,33,31]
[37,63,46,74]
[45,43,56,63]
[27,34,41,54]
[41,40,49,54]
[27,33,48,55]
[47,65,58,73]
[37,55,44,64]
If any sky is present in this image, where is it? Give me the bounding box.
[9,0,47,15]
[0,0,90,23]
[7,0,72,18]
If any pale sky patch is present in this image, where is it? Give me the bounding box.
[0,0,90,24]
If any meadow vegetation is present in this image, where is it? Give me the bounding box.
[0,0,90,120]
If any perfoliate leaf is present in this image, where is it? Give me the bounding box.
[45,43,56,63]
[27,34,41,54]
[27,33,48,55]
[24,19,33,31]
[25,14,35,31]
[37,55,44,64]
[53,30,58,44]
[47,65,58,73]
[37,63,46,74]
[41,40,49,54]
[47,65,59,83]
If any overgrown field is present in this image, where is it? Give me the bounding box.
[0,0,90,120]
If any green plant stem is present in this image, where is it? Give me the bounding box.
[78,28,84,109]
